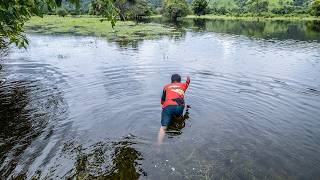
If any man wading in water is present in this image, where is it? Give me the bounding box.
[157,74,191,145]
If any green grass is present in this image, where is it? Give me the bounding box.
[185,14,320,21]
[25,16,180,41]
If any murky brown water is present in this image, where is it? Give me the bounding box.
[1,20,320,179]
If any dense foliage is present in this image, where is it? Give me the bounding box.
[0,0,55,47]
[311,0,320,16]
[0,0,117,48]
[57,7,68,17]
[246,0,269,14]
[0,0,319,48]
[207,0,314,15]
[192,0,209,15]
[113,0,152,21]
[129,0,152,20]
[163,0,189,21]
[89,0,152,21]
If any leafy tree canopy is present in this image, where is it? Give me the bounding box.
[192,0,209,15]
[311,0,320,16]
[163,0,189,21]
[207,0,313,13]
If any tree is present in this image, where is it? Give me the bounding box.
[114,0,137,20]
[192,0,208,15]
[245,0,269,14]
[0,0,117,48]
[56,7,68,17]
[129,0,152,21]
[311,0,320,16]
[113,0,152,21]
[91,0,151,21]
[163,0,189,21]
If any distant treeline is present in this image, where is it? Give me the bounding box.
[206,0,314,15]
[52,0,320,18]
[1,0,320,47]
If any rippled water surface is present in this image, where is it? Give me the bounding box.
[1,20,320,179]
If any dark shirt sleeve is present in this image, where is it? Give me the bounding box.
[161,89,166,105]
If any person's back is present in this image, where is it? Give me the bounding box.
[157,74,190,145]
[161,82,189,108]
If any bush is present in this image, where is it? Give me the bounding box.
[271,6,294,15]
[245,0,269,14]
[311,0,320,16]
[259,12,275,18]
[129,0,152,21]
[192,0,208,16]
[56,8,68,17]
[163,0,189,21]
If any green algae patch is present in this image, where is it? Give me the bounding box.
[25,16,180,41]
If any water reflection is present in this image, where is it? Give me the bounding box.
[0,81,34,177]
[151,18,320,41]
[65,136,146,179]
[186,19,320,41]
[107,136,146,179]
[0,47,8,61]
[167,105,191,135]
[0,26,319,179]
[0,80,66,178]
[307,20,320,32]
[192,19,206,31]
[114,40,141,50]
[0,46,8,71]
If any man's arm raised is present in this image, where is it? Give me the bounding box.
[183,76,191,91]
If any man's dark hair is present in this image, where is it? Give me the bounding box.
[171,74,181,83]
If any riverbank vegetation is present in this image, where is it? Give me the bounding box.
[1,0,320,48]
[158,0,320,20]
[185,14,320,21]
[24,16,180,41]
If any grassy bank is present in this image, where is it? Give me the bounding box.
[185,14,320,21]
[25,16,180,41]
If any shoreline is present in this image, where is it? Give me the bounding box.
[151,14,320,21]
[24,16,181,41]
[185,14,320,21]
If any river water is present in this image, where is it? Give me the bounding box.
[1,19,320,179]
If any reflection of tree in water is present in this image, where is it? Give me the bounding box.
[193,19,206,31]
[106,136,146,179]
[0,46,8,60]
[0,80,66,178]
[307,21,320,32]
[0,81,33,177]
[114,39,141,50]
[167,105,191,136]
[111,29,186,50]
[0,44,8,71]
[66,135,146,179]
[181,18,320,41]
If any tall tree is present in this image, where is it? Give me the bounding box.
[129,0,152,21]
[245,0,269,14]
[163,0,189,21]
[114,0,137,20]
[192,0,209,15]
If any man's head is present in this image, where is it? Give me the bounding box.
[171,74,181,83]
